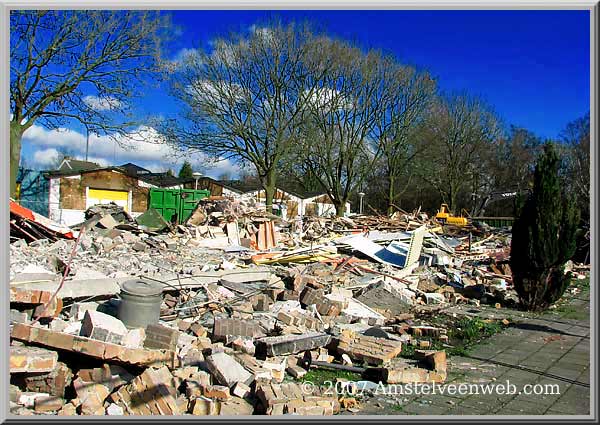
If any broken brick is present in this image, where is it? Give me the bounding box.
[144,324,179,351]
[34,396,64,413]
[190,396,220,415]
[204,385,231,400]
[18,361,72,398]
[109,366,180,415]
[336,331,402,365]
[10,346,58,373]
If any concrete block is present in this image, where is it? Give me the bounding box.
[106,403,124,415]
[122,328,146,348]
[206,352,252,387]
[80,310,127,344]
[231,382,251,399]
[18,392,50,408]
[219,397,254,415]
[255,332,331,358]
[262,357,287,383]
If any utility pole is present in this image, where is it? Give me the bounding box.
[85,126,90,161]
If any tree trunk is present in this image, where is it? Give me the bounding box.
[334,199,346,217]
[10,122,24,198]
[263,169,276,214]
[387,174,396,216]
[448,184,457,214]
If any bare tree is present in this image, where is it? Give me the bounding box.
[418,93,501,213]
[561,112,590,222]
[165,22,328,212]
[10,10,169,196]
[291,40,388,216]
[372,61,436,214]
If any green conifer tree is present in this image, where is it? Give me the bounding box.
[178,161,193,179]
[510,143,579,311]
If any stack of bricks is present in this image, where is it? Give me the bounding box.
[256,381,340,415]
[189,394,254,415]
[300,288,343,317]
[17,362,73,398]
[276,310,323,331]
[11,323,178,368]
[409,325,449,344]
[212,318,263,340]
[108,366,180,415]
[144,324,180,351]
[10,288,63,318]
[366,350,448,384]
[336,330,402,365]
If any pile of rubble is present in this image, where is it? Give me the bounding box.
[9,199,587,416]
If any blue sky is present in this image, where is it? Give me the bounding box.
[19,9,590,177]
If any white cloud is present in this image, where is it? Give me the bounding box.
[172,47,201,64]
[23,123,241,179]
[187,79,245,105]
[305,88,352,112]
[249,25,275,44]
[83,95,122,111]
[32,148,60,167]
[23,124,175,164]
[190,156,241,179]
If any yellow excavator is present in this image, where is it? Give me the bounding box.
[435,203,469,226]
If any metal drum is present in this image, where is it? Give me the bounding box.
[117,279,163,329]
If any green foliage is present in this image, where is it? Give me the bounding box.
[178,161,194,179]
[452,317,503,341]
[510,142,580,311]
[299,368,361,385]
[445,317,504,355]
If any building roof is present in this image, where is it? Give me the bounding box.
[137,172,182,187]
[220,179,263,194]
[57,158,100,173]
[46,163,184,188]
[220,179,326,200]
[118,162,152,176]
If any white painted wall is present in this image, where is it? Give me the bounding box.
[56,209,86,226]
[48,178,61,222]
[222,187,241,197]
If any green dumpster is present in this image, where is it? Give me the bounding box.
[149,188,210,223]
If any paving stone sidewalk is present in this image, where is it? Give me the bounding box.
[353,290,591,416]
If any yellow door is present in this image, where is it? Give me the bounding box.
[87,188,129,212]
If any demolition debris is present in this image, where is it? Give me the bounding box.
[8,198,587,416]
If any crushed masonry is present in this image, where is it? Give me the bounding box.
[9,198,578,416]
